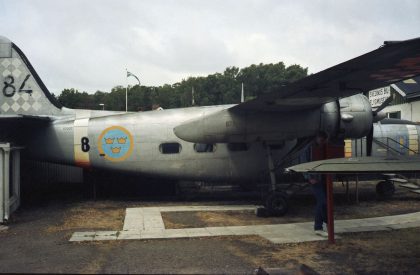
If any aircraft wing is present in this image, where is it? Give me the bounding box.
[231,38,420,113]
[174,38,420,144]
[286,156,420,174]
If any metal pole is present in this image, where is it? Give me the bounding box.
[125,69,128,112]
[241,82,244,103]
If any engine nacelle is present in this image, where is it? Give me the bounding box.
[174,94,373,144]
[338,94,373,139]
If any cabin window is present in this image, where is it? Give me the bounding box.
[227,143,249,151]
[387,111,401,119]
[194,143,216,153]
[159,143,181,154]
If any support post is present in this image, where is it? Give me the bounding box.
[0,143,22,223]
[3,148,10,221]
[0,148,4,222]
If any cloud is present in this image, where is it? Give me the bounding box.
[0,0,419,94]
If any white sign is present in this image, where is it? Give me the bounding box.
[368,86,391,107]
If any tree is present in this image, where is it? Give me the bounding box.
[57,62,308,110]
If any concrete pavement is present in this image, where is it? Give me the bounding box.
[70,205,420,244]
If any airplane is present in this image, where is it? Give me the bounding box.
[1,35,420,216]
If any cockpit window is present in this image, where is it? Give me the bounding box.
[227,143,249,151]
[159,143,181,154]
[194,143,216,153]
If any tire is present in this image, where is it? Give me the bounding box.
[265,192,289,216]
[376,180,395,199]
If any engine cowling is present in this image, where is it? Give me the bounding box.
[337,94,373,139]
[174,94,374,144]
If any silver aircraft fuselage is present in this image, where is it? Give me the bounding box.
[25,105,297,182]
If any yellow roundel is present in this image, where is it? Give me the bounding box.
[98,126,134,162]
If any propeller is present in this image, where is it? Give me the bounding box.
[366,94,394,156]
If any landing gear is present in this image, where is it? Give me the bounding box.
[376,180,395,199]
[265,191,289,216]
[258,144,290,217]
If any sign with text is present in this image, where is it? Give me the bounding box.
[368,86,391,107]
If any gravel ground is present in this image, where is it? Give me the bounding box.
[0,181,419,274]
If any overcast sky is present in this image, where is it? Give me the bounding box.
[1,0,419,94]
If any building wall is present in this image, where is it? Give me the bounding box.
[382,101,420,123]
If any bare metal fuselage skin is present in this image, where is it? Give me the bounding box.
[1,35,391,183]
[25,106,297,182]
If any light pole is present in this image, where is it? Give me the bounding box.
[99,103,105,110]
[126,69,141,112]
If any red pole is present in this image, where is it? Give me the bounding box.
[326,174,335,244]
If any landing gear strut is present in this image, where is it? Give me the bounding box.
[258,144,289,217]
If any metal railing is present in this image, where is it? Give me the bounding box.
[373,137,419,156]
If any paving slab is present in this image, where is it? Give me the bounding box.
[94,235,117,241]
[70,205,420,244]
[95,230,118,236]
[117,231,142,240]
[228,226,259,235]
[337,226,391,233]
[93,231,118,241]
[164,229,189,238]
[140,230,167,239]
[184,228,212,237]
[387,220,420,229]
[205,226,235,236]
[69,235,94,242]
[69,232,96,242]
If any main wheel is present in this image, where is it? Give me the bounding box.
[376,180,395,199]
[265,192,289,216]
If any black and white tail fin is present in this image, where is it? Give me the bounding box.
[0,36,62,116]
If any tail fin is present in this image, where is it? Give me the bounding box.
[0,36,62,116]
